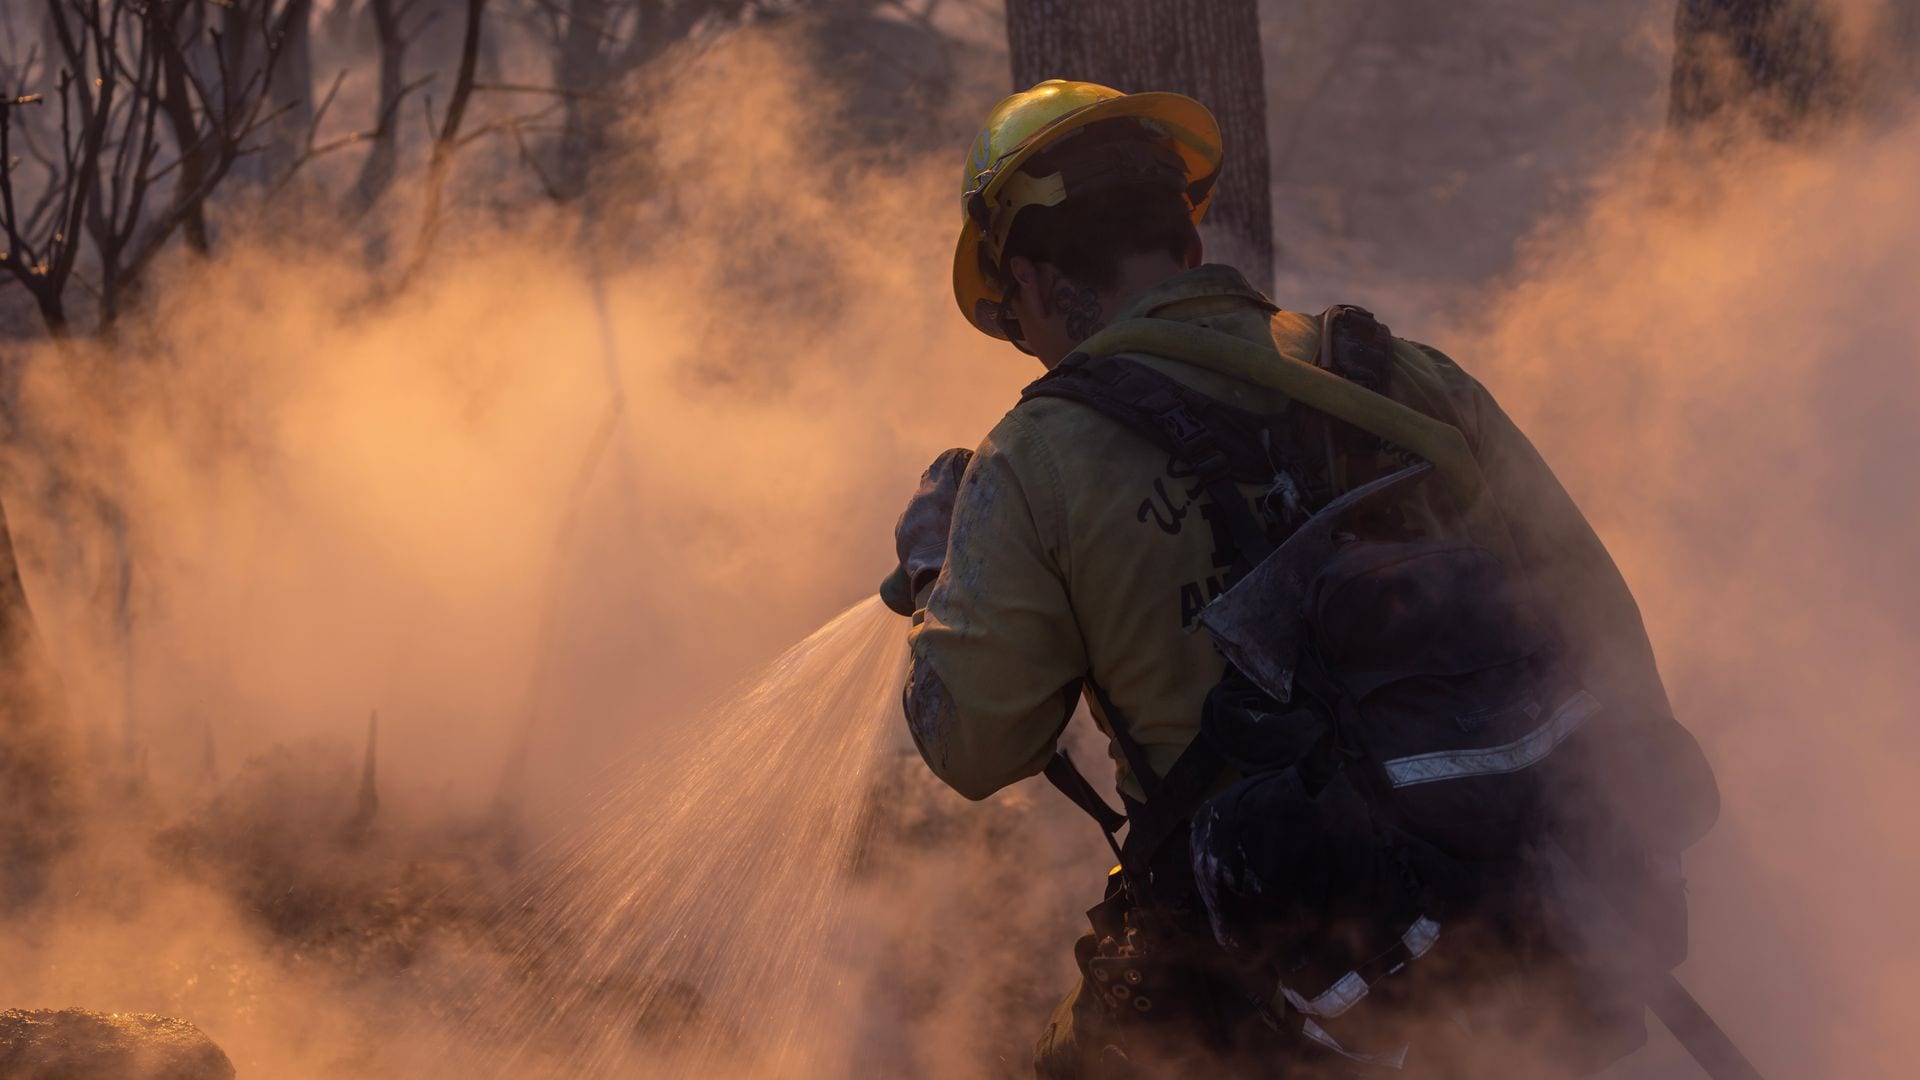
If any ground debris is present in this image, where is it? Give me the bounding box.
[150,737,513,979]
[0,1008,234,1080]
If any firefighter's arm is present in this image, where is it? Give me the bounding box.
[902,422,1086,801]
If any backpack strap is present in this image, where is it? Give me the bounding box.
[1022,355,1279,571]
[1042,750,1127,836]
[1315,305,1397,496]
[1073,315,1518,566]
[1021,347,1352,888]
[1319,305,1397,394]
[1020,360,1283,871]
[1016,308,1496,890]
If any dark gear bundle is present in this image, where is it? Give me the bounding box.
[1024,306,1750,1078]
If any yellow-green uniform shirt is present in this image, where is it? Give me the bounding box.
[905,265,1675,805]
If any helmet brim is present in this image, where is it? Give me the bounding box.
[952,90,1222,340]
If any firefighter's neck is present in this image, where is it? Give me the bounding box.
[1007,247,1201,369]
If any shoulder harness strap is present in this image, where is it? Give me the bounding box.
[1015,336,1321,872]
[1071,313,1517,565]
[1018,307,1477,883]
[1022,354,1279,570]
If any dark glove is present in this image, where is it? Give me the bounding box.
[879,447,973,616]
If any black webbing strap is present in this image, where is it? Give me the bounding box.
[1022,357,1287,866]
[1084,677,1167,805]
[1314,305,1397,497]
[1043,751,1127,836]
[1651,973,1766,1080]
[1116,714,1239,874]
[1019,314,1399,871]
[1319,305,1396,394]
[1024,353,1279,574]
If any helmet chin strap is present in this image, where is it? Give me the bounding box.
[969,290,1034,355]
[994,296,1036,357]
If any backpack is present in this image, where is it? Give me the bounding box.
[1025,306,1746,1076]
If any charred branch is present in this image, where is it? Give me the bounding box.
[346,0,414,215]
[545,0,756,201]
[399,0,486,281]
[0,0,309,336]
[341,711,380,843]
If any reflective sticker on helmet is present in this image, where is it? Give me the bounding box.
[972,298,1002,334]
[970,129,994,175]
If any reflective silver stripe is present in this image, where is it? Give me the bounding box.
[1402,915,1440,959]
[1283,971,1369,1018]
[1381,689,1601,789]
[1280,917,1442,1019]
[1301,1019,1409,1070]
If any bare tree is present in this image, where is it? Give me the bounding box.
[518,0,783,200]
[301,0,474,219]
[0,0,545,341]
[0,1,394,781]
[224,0,316,183]
[344,0,427,214]
[0,0,306,337]
[1004,0,1274,292]
[403,0,489,277]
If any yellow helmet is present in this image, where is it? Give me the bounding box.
[952,79,1222,340]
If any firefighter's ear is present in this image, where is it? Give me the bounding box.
[1009,257,1067,318]
[1006,255,1042,296]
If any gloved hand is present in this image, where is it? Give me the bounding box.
[879,447,973,616]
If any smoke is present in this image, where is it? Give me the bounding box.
[1263,6,1920,1068]
[0,2,1917,1078]
[2,26,1014,802]
[1452,109,1920,1077]
[0,19,1049,1078]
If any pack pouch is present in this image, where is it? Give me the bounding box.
[1306,537,1583,863]
[1192,515,1679,1069]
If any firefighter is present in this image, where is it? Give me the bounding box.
[886,80,1716,1078]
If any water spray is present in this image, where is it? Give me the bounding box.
[426,598,907,1079]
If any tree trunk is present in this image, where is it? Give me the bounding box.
[553,0,610,201]
[347,0,406,216]
[265,0,316,182]
[153,0,212,253]
[1005,0,1274,292]
[1669,0,1848,136]
[0,495,74,913]
[221,1,315,185]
